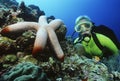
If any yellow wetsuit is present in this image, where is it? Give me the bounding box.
[76,33,119,58]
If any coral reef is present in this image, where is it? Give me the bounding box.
[17,1,45,21]
[0,62,50,81]
[15,30,36,52]
[0,0,45,27]
[0,36,16,55]
[0,0,18,7]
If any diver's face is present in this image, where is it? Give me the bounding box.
[80,23,92,35]
[75,20,93,35]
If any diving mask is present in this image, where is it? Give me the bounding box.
[74,21,93,32]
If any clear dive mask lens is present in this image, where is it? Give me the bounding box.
[75,21,92,32]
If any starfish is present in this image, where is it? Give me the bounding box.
[0,16,65,61]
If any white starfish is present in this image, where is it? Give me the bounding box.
[1,16,65,61]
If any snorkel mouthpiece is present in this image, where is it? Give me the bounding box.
[83,34,91,42]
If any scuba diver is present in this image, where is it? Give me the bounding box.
[74,15,120,61]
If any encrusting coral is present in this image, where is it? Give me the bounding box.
[0,62,50,81]
[1,15,65,61]
[0,36,16,55]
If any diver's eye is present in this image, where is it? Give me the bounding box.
[80,23,91,28]
[75,25,82,32]
[76,26,81,31]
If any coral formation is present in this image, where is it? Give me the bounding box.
[0,36,16,55]
[0,62,50,81]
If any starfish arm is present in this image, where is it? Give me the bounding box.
[49,19,63,30]
[32,27,48,57]
[38,16,48,26]
[46,27,64,61]
[1,22,39,35]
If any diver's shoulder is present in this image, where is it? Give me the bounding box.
[95,33,111,40]
[95,33,107,38]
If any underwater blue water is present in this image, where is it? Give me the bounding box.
[17,0,120,40]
